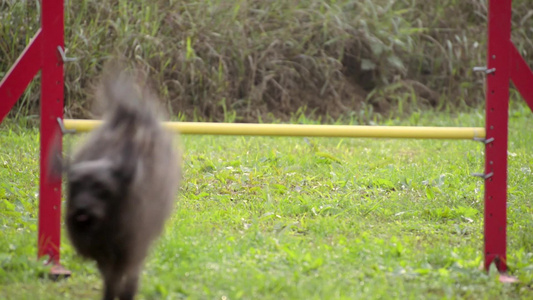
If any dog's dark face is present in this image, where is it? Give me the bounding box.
[66,159,124,233]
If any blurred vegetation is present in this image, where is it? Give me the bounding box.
[1,0,532,122]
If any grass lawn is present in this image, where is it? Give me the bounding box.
[1,104,533,299]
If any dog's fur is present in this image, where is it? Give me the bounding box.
[65,69,180,300]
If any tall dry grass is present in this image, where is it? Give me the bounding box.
[1,0,532,122]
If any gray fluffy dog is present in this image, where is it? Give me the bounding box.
[62,68,180,300]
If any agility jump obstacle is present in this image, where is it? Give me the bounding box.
[1,0,533,276]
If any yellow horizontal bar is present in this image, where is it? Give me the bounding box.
[63,119,485,140]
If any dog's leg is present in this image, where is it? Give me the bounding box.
[100,264,123,300]
[119,265,141,300]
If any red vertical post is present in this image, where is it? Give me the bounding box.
[484,0,512,272]
[38,0,64,264]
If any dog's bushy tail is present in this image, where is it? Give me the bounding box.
[95,66,164,130]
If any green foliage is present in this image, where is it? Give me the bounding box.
[1,0,532,121]
[2,103,533,298]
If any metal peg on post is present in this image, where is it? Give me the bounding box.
[473,66,496,74]
[57,46,77,63]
